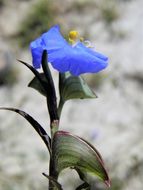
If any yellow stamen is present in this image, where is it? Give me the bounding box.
[80,37,84,42]
[68,30,79,44]
[68,30,93,48]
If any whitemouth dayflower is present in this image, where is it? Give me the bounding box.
[30,25,108,76]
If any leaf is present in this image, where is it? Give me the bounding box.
[58,72,97,117]
[28,73,47,96]
[41,50,59,122]
[28,51,55,97]
[59,72,97,101]
[0,107,51,155]
[75,182,90,190]
[41,50,54,87]
[52,131,110,188]
[20,51,59,122]
[42,173,63,190]
[18,60,49,94]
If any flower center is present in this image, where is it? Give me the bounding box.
[68,30,93,48]
[68,30,79,44]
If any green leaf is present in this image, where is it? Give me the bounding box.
[0,107,51,155]
[59,72,97,101]
[41,50,59,123]
[18,60,49,95]
[42,173,63,190]
[21,52,59,124]
[75,182,90,190]
[58,72,97,117]
[28,73,48,96]
[52,131,110,188]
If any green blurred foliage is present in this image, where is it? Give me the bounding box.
[0,0,4,8]
[108,178,122,190]
[69,0,96,12]
[17,0,56,48]
[0,67,18,86]
[99,0,119,25]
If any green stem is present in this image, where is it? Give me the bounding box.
[57,98,65,119]
[49,158,58,190]
[50,120,59,140]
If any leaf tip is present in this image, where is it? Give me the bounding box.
[104,179,111,188]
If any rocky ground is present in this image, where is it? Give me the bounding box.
[0,0,143,189]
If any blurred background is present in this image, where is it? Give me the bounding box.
[0,0,143,189]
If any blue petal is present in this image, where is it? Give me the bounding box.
[41,25,69,52]
[30,25,69,68]
[30,25,108,76]
[48,47,72,72]
[76,42,108,61]
[48,42,108,76]
[30,35,44,68]
[69,42,108,75]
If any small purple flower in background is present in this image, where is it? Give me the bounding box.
[30,25,108,76]
[90,128,101,141]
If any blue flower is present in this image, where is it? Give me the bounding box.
[30,25,108,76]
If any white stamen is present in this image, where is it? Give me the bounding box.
[83,40,94,48]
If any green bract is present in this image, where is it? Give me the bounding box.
[52,131,110,188]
